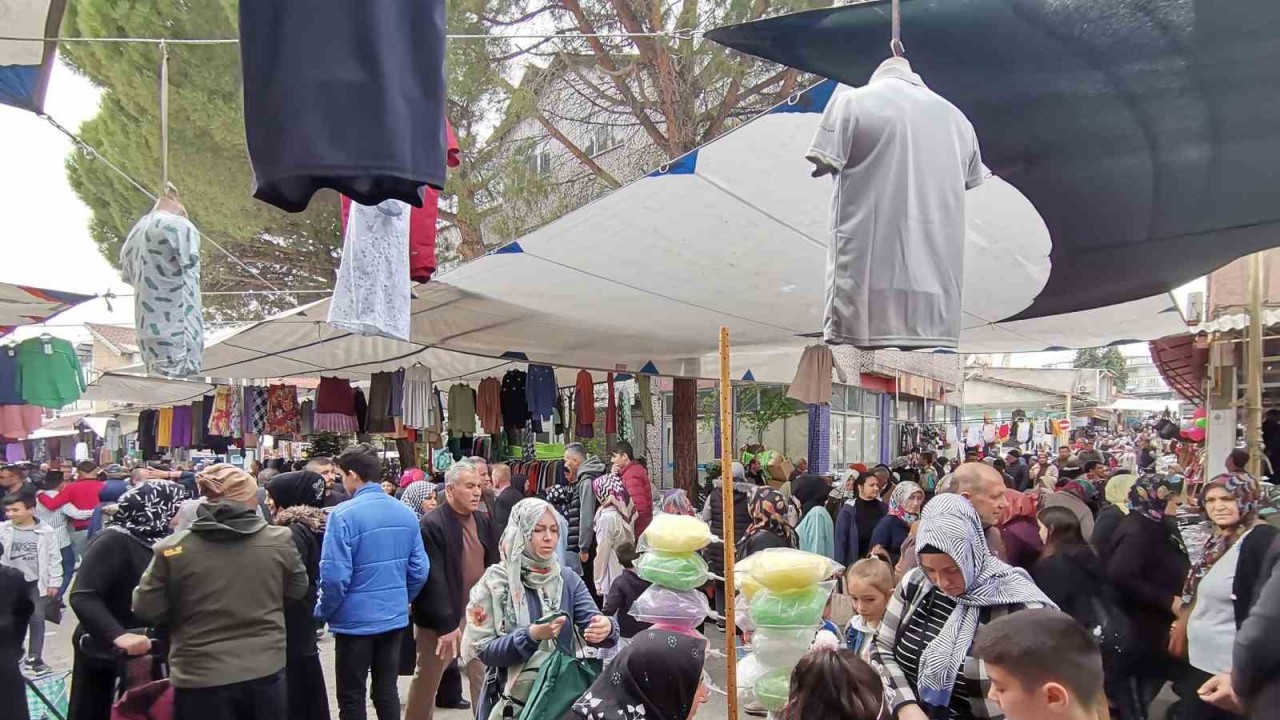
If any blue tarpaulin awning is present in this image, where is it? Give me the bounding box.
[0,0,66,113]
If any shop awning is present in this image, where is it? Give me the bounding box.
[196,78,1187,385]
[81,372,215,407]
[0,1,65,113]
[1099,398,1184,412]
[705,0,1280,320]
[1150,335,1208,404]
[0,282,95,337]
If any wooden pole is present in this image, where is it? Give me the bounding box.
[719,326,738,720]
[1247,252,1264,476]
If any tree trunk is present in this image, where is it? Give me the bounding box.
[673,378,699,498]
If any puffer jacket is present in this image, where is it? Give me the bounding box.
[619,461,654,536]
[568,456,605,555]
[315,483,429,636]
[700,478,756,577]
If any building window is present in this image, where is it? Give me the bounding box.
[582,125,620,157]
[526,141,552,177]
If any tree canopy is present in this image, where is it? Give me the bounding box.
[59,0,824,319]
[1073,346,1130,389]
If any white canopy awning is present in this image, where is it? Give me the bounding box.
[82,372,215,407]
[1099,398,1184,412]
[197,81,1188,385]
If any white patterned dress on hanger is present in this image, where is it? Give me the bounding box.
[327,199,411,341]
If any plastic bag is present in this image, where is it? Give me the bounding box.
[634,550,711,591]
[746,548,842,592]
[734,593,756,633]
[641,514,715,553]
[736,653,767,706]
[748,582,833,628]
[754,667,793,713]
[630,585,711,630]
[751,625,818,669]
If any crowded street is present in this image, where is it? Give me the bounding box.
[4,1,1280,720]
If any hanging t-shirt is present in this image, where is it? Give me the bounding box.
[238,0,448,213]
[807,61,985,349]
[328,200,411,342]
[119,209,204,378]
[17,337,85,409]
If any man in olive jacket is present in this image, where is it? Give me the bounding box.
[133,465,308,720]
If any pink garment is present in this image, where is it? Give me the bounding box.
[0,404,43,439]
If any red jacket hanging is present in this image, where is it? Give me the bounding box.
[340,121,460,283]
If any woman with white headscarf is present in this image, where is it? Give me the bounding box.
[872,494,1052,720]
[463,498,618,720]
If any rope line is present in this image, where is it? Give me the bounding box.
[0,29,701,44]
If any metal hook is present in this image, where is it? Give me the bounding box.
[891,0,905,57]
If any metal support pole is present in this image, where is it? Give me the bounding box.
[1247,252,1264,476]
[718,326,738,720]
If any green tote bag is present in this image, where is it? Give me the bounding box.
[514,614,603,720]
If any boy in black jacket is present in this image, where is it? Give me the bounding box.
[0,542,34,720]
[602,543,653,639]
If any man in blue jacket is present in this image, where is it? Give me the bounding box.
[317,444,429,720]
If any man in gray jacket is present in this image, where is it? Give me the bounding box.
[563,443,603,576]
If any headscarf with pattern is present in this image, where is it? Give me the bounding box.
[544,483,573,517]
[473,498,564,636]
[743,488,796,547]
[887,481,924,523]
[400,480,436,520]
[657,488,694,516]
[594,473,633,521]
[109,481,188,543]
[1182,472,1263,603]
[568,629,706,720]
[1128,472,1184,522]
[912,494,1053,707]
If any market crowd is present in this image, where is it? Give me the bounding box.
[2,433,1280,720]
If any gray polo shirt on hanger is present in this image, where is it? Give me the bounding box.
[807,61,986,349]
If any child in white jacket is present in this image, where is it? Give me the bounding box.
[1,492,63,672]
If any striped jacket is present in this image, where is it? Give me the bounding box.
[870,567,1048,719]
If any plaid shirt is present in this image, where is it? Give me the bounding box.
[871,567,1047,719]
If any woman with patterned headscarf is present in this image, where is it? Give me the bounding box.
[266,471,332,720]
[592,474,635,597]
[1179,473,1277,720]
[1104,472,1190,719]
[463,498,617,720]
[399,479,437,521]
[869,481,924,566]
[872,494,1051,720]
[68,481,187,720]
[737,487,797,559]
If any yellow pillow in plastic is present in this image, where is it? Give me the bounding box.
[747,548,840,592]
[643,514,714,553]
[738,574,765,601]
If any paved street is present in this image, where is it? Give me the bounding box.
[31,609,1171,719]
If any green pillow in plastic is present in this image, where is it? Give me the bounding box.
[748,584,830,628]
[755,668,792,713]
[634,550,710,591]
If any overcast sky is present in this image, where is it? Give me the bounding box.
[0,61,133,342]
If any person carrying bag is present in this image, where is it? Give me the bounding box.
[503,612,601,720]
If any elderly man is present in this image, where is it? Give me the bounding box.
[563,443,604,575]
[407,461,498,720]
[901,462,1008,573]
[467,457,496,516]
[491,464,523,536]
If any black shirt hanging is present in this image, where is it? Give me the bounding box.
[238,0,449,212]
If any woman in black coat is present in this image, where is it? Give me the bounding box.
[266,471,333,720]
[67,481,187,720]
[1105,473,1190,720]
